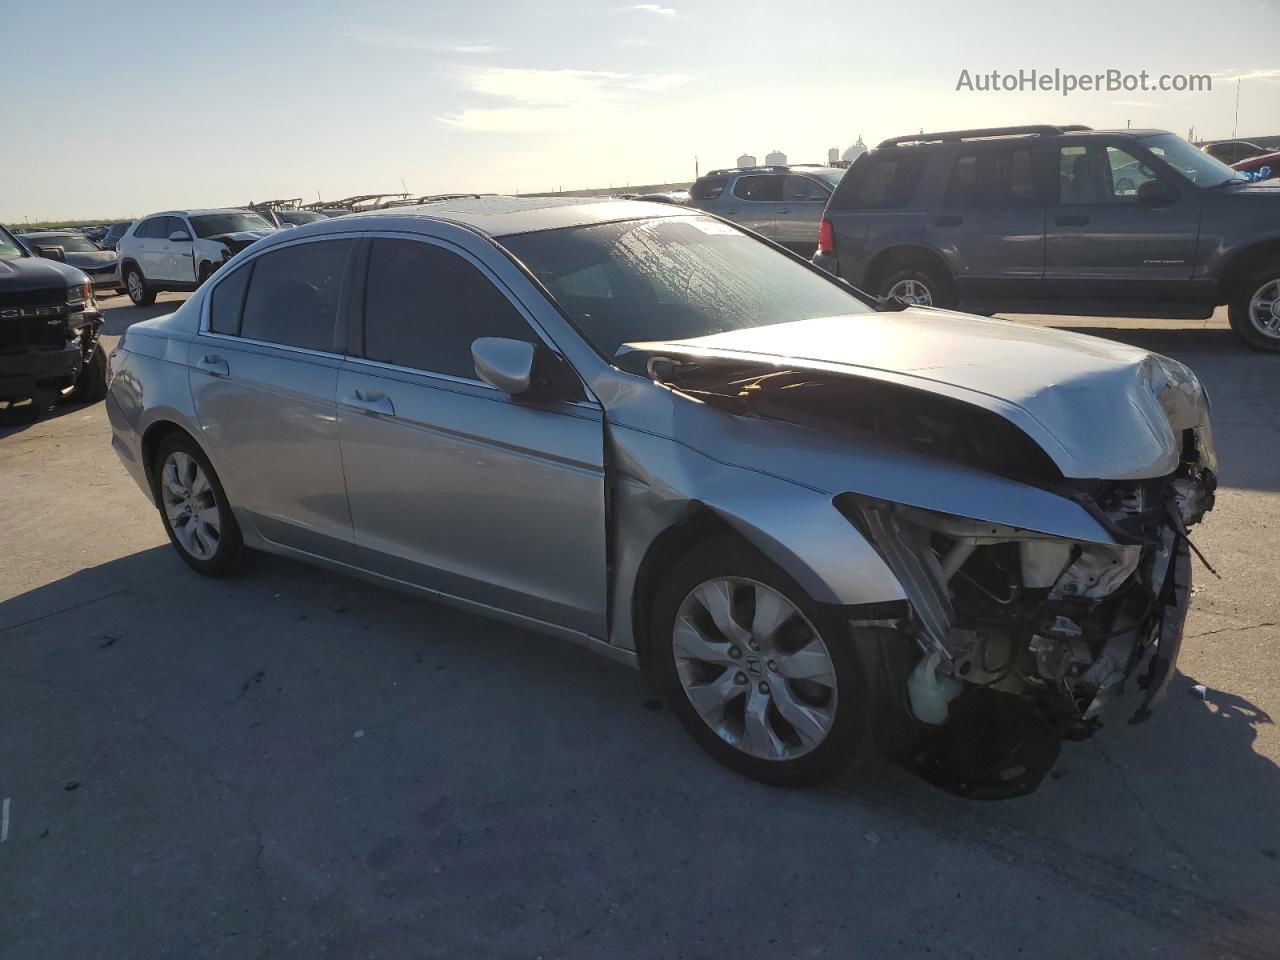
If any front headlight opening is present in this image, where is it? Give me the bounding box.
[66,280,91,304]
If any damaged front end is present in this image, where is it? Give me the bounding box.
[838,470,1209,797]
[637,346,1217,798]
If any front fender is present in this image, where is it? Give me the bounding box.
[607,424,905,654]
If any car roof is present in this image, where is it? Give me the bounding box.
[332,195,703,238]
[139,208,266,218]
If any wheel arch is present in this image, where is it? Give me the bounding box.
[863,244,954,294]
[140,419,204,501]
[1216,236,1280,303]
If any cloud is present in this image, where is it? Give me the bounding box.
[625,3,677,15]
[440,67,691,131]
[342,27,507,54]
[1210,67,1280,83]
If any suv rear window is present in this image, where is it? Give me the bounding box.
[832,151,927,210]
[690,176,729,201]
[944,146,1037,207]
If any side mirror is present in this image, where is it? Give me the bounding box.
[1136,179,1178,204]
[168,230,192,242]
[472,337,537,395]
[36,245,67,262]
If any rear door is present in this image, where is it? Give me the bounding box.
[776,174,833,247]
[722,174,787,237]
[189,236,357,560]
[1044,139,1201,302]
[130,217,170,280]
[336,233,608,636]
[925,142,1045,300]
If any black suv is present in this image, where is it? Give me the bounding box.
[813,124,1280,351]
[0,223,107,419]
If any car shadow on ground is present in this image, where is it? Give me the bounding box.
[3,545,1278,957]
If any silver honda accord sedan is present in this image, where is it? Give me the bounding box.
[106,197,1217,794]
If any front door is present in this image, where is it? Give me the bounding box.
[1044,141,1201,302]
[163,216,197,284]
[337,235,608,637]
[926,142,1045,301]
[189,236,357,560]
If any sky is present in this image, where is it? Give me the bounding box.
[2,0,1278,221]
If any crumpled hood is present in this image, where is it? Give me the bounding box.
[625,310,1215,480]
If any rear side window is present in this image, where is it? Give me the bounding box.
[134,218,165,239]
[239,239,353,351]
[834,151,927,209]
[784,175,831,202]
[209,262,252,335]
[732,175,783,201]
[690,176,728,201]
[943,146,1037,207]
[362,238,534,380]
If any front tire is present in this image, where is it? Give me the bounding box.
[124,265,156,307]
[69,346,107,404]
[651,538,872,786]
[1228,266,1280,352]
[153,436,244,577]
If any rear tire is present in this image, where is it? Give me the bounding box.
[153,436,245,577]
[124,265,156,307]
[650,537,873,786]
[1228,265,1280,352]
[877,261,955,309]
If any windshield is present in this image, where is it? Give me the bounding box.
[1141,133,1246,186]
[501,216,871,359]
[279,210,325,225]
[189,212,274,238]
[29,234,99,253]
[0,228,25,260]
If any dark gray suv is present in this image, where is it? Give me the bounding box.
[812,124,1280,351]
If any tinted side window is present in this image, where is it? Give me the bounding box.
[690,176,728,201]
[164,216,187,239]
[239,240,352,351]
[732,175,783,202]
[135,218,164,239]
[835,151,927,210]
[363,239,534,379]
[784,175,831,202]
[944,147,1036,207]
[209,262,253,335]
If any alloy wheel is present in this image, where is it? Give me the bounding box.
[160,451,221,561]
[127,271,143,302]
[1247,278,1280,340]
[672,577,838,761]
[886,278,933,306]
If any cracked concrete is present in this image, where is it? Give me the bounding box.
[2,297,1279,959]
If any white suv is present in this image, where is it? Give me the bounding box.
[117,209,275,306]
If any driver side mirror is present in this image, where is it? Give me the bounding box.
[36,245,67,262]
[1136,179,1179,205]
[168,230,192,243]
[472,337,537,395]
[472,337,583,402]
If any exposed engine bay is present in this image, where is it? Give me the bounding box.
[648,355,1218,798]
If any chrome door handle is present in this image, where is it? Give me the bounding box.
[196,354,229,377]
[777,208,791,214]
[342,388,395,416]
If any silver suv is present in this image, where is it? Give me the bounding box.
[685,165,845,252]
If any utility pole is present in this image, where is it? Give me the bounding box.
[1233,78,1241,138]
[695,155,699,179]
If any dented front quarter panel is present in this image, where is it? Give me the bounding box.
[597,365,1117,654]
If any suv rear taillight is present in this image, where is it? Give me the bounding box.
[817,218,834,255]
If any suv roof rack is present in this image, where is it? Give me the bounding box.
[703,165,791,177]
[877,124,1092,147]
